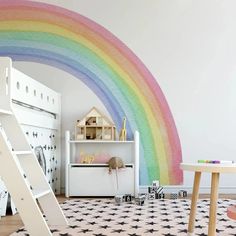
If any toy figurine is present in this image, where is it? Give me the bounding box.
[119,117,127,141]
[135,195,145,206]
[107,157,125,174]
[178,190,187,198]
[107,157,125,190]
[170,193,178,199]
[124,194,132,202]
[80,152,94,164]
[114,195,123,205]
[152,180,160,187]
[148,193,155,200]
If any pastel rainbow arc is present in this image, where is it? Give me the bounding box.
[0,0,182,185]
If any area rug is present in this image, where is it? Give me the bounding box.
[11,198,236,236]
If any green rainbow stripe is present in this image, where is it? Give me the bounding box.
[0,0,182,185]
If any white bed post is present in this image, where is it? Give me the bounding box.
[65,130,70,197]
[0,57,12,113]
[134,130,139,197]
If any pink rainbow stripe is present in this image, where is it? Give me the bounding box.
[0,0,182,184]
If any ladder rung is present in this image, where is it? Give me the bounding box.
[13,151,32,155]
[0,109,13,115]
[33,189,51,199]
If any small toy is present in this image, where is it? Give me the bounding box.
[114,195,123,205]
[170,193,178,199]
[124,194,132,202]
[147,181,165,200]
[119,117,127,141]
[107,157,125,190]
[135,195,145,206]
[198,159,234,164]
[148,186,157,194]
[178,190,187,198]
[156,192,165,199]
[107,157,125,174]
[156,186,163,193]
[95,152,111,163]
[78,152,112,164]
[152,180,160,187]
[148,193,155,200]
[75,107,116,140]
[139,193,148,200]
[154,186,164,199]
[80,152,95,164]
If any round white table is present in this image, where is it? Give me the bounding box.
[180,162,236,236]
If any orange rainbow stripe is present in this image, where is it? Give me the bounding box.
[0,0,182,184]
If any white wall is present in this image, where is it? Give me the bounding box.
[14,62,110,192]
[15,0,236,193]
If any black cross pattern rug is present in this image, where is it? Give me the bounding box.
[11,198,236,235]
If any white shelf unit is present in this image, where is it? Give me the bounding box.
[65,130,139,197]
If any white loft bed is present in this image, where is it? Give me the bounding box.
[0,57,61,216]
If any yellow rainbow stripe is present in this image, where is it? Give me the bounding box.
[0,1,182,184]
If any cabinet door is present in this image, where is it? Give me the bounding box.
[69,166,134,196]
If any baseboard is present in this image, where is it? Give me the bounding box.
[61,186,236,195]
[139,185,236,194]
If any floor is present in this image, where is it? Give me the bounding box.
[0,194,235,236]
[0,196,66,236]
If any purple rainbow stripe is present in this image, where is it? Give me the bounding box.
[0,0,182,184]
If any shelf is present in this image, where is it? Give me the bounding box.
[65,130,139,197]
[69,163,134,168]
[77,125,115,128]
[69,140,134,144]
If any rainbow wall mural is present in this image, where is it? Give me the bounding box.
[0,0,182,185]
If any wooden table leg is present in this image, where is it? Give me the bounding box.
[208,172,219,236]
[188,171,201,234]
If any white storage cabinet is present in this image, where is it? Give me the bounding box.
[65,130,139,197]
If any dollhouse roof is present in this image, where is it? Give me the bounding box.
[77,107,115,126]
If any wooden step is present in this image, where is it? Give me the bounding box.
[0,109,13,115]
[13,151,32,156]
[32,189,51,199]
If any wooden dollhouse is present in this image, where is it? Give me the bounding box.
[75,107,116,140]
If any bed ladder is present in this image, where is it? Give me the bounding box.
[0,57,68,236]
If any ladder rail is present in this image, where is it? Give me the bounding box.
[0,131,52,236]
[0,57,68,235]
[0,114,32,151]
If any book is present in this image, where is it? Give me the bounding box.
[198,160,235,164]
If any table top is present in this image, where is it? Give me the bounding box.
[181,162,236,173]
